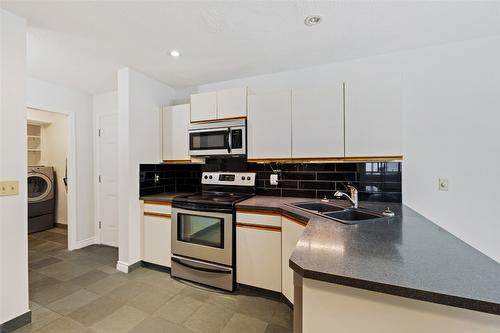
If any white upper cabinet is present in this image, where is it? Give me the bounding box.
[190,91,217,122]
[247,90,292,160]
[292,85,344,158]
[217,87,247,119]
[344,69,403,157]
[162,104,190,161]
[191,87,247,122]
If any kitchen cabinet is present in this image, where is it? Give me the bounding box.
[236,211,282,292]
[190,91,217,122]
[344,70,403,158]
[191,87,247,122]
[217,87,247,119]
[142,202,172,267]
[247,90,292,160]
[292,85,344,158]
[282,215,306,304]
[162,104,190,162]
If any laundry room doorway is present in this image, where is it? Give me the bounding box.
[27,108,74,250]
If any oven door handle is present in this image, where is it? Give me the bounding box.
[226,128,231,154]
[172,257,232,274]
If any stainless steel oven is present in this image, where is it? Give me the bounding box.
[188,119,246,156]
[171,205,233,266]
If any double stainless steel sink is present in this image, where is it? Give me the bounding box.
[287,202,385,224]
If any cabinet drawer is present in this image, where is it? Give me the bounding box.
[143,201,172,215]
[236,210,281,228]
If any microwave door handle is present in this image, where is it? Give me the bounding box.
[227,128,231,153]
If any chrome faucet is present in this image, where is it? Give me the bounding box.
[334,185,358,208]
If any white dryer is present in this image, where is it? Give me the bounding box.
[28,166,55,233]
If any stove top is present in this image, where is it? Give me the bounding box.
[172,172,256,208]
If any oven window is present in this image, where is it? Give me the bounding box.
[190,130,228,150]
[177,213,224,248]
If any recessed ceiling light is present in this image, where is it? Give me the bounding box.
[170,50,180,57]
[304,15,323,26]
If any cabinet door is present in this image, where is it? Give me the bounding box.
[143,214,171,267]
[162,104,190,161]
[236,225,281,292]
[217,87,247,119]
[292,85,344,158]
[282,216,306,304]
[191,91,217,122]
[247,91,292,160]
[345,70,402,157]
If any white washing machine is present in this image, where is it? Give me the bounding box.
[28,166,55,233]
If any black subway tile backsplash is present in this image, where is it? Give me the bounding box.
[140,161,402,203]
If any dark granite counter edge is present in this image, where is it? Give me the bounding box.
[140,196,174,203]
[289,260,500,316]
[236,203,282,213]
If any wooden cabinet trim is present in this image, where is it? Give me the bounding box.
[190,116,247,124]
[236,223,282,232]
[162,159,193,164]
[144,201,171,206]
[248,155,403,163]
[144,212,171,218]
[236,208,282,216]
[282,213,308,227]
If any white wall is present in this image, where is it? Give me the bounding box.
[27,77,94,247]
[0,8,30,325]
[27,109,69,225]
[117,68,174,271]
[175,36,500,263]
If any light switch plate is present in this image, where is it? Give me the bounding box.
[438,178,449,191]
[0,181,19,196]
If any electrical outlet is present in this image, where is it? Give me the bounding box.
[438,178,449,191]
[0,181,19,196]
[270,174,279,186]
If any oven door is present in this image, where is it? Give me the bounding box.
[171,205,233,266]
[189,128,230,156]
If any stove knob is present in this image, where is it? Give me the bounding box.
[204,175,208,179]
[209,175,213,179]
[247,176,251,181]
[241,176,245,180]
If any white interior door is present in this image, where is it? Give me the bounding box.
[98,114,118,247]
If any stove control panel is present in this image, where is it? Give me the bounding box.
[202,172,256,186]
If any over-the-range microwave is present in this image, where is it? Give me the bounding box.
[188,119,246,156]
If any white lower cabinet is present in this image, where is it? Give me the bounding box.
[282,216,306,304]
[236,212,282,292]
[142,202,172,267]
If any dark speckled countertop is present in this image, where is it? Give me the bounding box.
[140,192,194,203]
[236,196,500,315]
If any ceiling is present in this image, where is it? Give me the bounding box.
[2,1,500,94]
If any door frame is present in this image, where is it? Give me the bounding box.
[93,112,118,245]
[27,107,77,250]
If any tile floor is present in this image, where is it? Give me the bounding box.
[16,227,292,333]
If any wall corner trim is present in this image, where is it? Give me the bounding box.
[74,237,95,250]
[116,260,141,273]
[0,310,31,333]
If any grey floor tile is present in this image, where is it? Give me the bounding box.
[270,302,293,328]
[222,313,268,333]
[207,293,240,311]
[126,285,177,314]
[154,294,204,324]
[265,324,292,333]
[36,317,87,333]
[85,274,128,295]
[67,296,124,326]
[36,261,94,281]
[129,316,194,333]
[178,285,212,302]
[184,302,234,333]
[46,289,100,315]
[28,269,49,284]
[90,305,148,333]
[30,281,81,306]
[69,270,109,287]
[105,280,152,303]
[29,256,62,270]
[28,306,62,331]
[236,295,280,322]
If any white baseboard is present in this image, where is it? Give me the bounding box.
[74,237,95,249]
[116,261,130,273]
